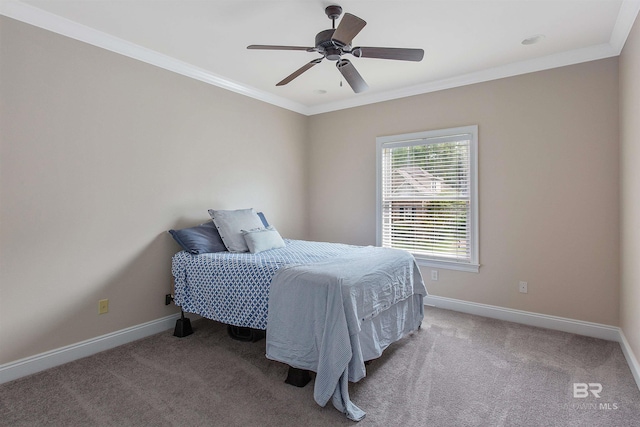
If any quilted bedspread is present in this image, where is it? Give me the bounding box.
[171,239,359,329]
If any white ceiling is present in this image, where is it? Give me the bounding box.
[2,0,639,115]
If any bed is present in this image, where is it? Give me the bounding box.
[171,238,427,421]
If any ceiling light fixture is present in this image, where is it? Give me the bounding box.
[521,34,545,45]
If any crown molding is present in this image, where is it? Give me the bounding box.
[306,42,619,115]
[610,0,640,53]
[0,0,309,115]
[2,0,639,116]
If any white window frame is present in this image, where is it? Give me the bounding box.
[376,125,479,273]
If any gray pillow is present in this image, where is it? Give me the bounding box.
[168,221,227,254]
[242,226,286,254]
[208,208,265,252]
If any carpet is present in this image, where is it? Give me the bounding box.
[1,307,638,426]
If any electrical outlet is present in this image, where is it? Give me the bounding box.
[431,270,438,281]
[99,299,109,314]
[519,281,528,294]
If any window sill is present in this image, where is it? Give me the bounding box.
[414,257,480,273]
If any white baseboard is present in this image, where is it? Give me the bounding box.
[424,295,620,340]
[424,295,640,391]
[3,299,639,393]
[619,331,640,391]
[0,313,181,385]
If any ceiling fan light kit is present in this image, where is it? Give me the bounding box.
[247,5,424,93]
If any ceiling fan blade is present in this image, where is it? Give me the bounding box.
[351,47,424,61]
[332,13,366,46]
[276,58,323,86]
[247,45,315,52]
[336,59,368,93]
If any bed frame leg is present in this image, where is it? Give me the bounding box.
[285,367,312,387]
[173,310,193,338]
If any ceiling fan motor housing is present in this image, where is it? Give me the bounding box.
[315,29,343,60]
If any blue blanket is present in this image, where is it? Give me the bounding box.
[265,246,427,421]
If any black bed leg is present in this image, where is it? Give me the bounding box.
[285,367,312,388]
[173,310,193,338]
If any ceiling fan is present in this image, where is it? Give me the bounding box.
[247,5,424,93]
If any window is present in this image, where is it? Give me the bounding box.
[376,125,479,272]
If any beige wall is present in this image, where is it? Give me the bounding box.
[0,17,309,365]
[0,14,628,368]
[620,15,640,368]
[308,58,620,325]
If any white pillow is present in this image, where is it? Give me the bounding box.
[208,208,265,252]
[242,226,286,254]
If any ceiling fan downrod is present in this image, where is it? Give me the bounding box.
[325,5,343,29]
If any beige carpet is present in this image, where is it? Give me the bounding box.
[1,307,639,426]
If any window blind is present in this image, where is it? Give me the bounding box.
[380,133,472,264]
